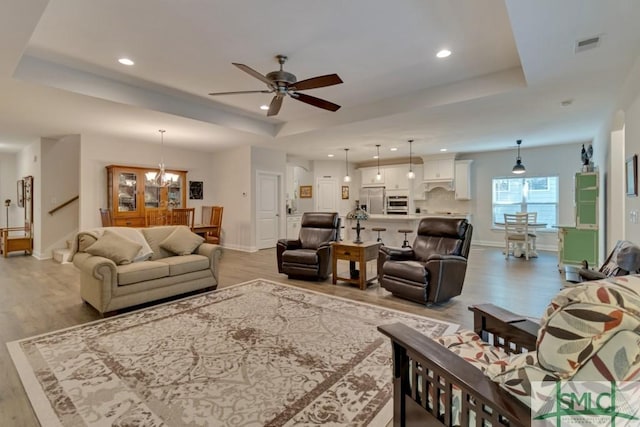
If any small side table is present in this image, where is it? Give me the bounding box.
[332,241,382,290]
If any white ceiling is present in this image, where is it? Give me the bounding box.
[1,0,640,161]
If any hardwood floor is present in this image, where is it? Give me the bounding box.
[0,245,565,425]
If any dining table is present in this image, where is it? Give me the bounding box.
[191,223,219,238]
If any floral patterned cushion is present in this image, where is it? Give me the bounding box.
[437,329,508,373]
[486,352,559,406]
[571,330,640,382]
[537,275,640,378]
[432,275,640,413]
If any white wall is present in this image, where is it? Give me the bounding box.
[78,133,217,230]
[16,141,42,257]
[609,127,625,250]
[209,145,252,251]
[625,95,640,243]
[40,135,80,257]
[0,152,19,229]
[458,143,584,250]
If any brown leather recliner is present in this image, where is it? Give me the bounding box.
[378,217,473,305]
[277,212,340,280]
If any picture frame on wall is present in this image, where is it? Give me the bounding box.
[341,185,349,199]
[626,154,638,197]
[299,185,312,198]
[189,181,203,200]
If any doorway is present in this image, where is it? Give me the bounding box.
[256,171,282,249]
[316,177,338,212]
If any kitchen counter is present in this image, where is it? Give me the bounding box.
[344,213,472,247]
[366,213,469,220]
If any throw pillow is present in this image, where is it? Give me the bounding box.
[159,226,204,255]
[102,227,154,262]
[85,230,143,265]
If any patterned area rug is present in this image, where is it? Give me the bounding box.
[8,279,458,426]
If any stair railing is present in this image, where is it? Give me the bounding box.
[48,195,79,215]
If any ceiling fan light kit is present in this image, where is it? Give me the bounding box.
[209,55,343,117]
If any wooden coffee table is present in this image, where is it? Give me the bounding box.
[331,241,382,290]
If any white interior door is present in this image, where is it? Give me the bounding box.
[317,178,338,212]
[256,171,280,249]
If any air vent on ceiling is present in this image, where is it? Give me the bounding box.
[575,35,601,53]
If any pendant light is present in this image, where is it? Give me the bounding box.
[512,139,526,174]
[375,144,382,181]
[343,148,351,183]
[407,139,416,179]
[155,129,170,186]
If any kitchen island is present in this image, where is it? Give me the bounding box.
[344,213,471,247]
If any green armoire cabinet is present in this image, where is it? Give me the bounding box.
[557,172,599,268]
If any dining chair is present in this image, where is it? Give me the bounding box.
[519,212,538,253]
[504,213,536,260]
[204,206,223,244]
[169,207,195,229]
[99,208,113,227]
[145,207,169,227]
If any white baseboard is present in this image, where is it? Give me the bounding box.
[221,243,258,253]
[472,241,558,252]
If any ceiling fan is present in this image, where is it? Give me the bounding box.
[208,55,343,117]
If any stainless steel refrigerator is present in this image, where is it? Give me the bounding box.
[359,187,385,214]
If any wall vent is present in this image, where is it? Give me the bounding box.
[575,35,601,53]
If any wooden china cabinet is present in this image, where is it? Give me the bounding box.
[106,165,187,227]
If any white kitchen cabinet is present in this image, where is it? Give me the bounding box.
[384,165,409,190]
[360,167,385,186]
[423,158,454,181]
[454,160,473,200]
[286,215,302,239]
[410,164,425,201]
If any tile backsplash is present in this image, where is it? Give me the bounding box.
[415,188,471,214]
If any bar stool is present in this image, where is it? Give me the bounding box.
[398,229,412,248]
[371,227,386,243]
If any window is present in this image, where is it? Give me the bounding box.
[492,176,558,229]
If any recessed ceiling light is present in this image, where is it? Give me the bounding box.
[327,154,335,158]
[436,49,451,58]
[390,147,398,152]
[260,105,269,111]
[373,155,379,159]
[118,58,134,66]
[440,148,448,152]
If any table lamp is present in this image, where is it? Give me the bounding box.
[346,200,369,244]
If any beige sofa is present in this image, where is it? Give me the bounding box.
[72,225,222,315]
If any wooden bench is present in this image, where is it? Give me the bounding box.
[1,224,33,257]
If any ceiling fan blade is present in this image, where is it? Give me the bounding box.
[267,95,283,117]
[292,74,343,91]
[208,90,272,96]
[232,63,275,88]
[290,92,341,112]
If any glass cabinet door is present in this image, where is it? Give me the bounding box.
[117,172,138,212]
[166,172,183,208]
[143,171,161,208]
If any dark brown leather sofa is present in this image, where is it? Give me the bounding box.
[378,217,472,305]
[277,212,340,280]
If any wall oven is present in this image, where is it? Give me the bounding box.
[386,195,409,214]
